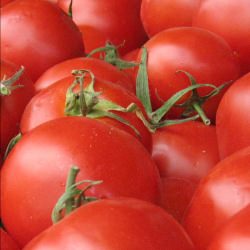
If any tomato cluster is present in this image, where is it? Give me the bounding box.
[1,0,250,249]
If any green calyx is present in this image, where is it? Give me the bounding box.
[64,69,140,137]
[135,47,228,129]
[4,133,22,160]
[86,41,139,70]
[52,166,102,223]
[0,66,24,96]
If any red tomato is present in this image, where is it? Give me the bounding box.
[1,117,160,246]
[0,229,20,250]
[0,0,13,7]
[1,0,84,81]
[208,205,250,250]
[193,0,250,74]
[57,0,148,55]
[24,198,194,250]
[21,75,152,151]
[0,60,34,157]
[183,146,250,250]
[152,121,220,221]
[141,27,240,122]
[34,57,134,93]
[141,0,200,37]
[216,72,250,159]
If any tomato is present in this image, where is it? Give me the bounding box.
[208,205,250,250]
[141,27,240,122]
[193,0,250,74]
[0,229,20,250]
[57,0,148,55]
[152,121,220,221]
[0,0,13,7]
[183,146,250,250]
[34,57,134,93]
[24,198,194,250]
[1,116,160,246]
[216,72,250,159]
[21,74,152,151]
[1,0,84,81]
[0,60,34,158]
[141,0,200,37]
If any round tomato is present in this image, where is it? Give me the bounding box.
[216,72,250,159]
[208,205,250,250]
[24,198,194,250]
[57,0,148,55]
[1,116,160,246]
[1,0,84,81]
[21,74,152,151]
[140,27,240,122]
[0,229,20,250]
[152,121,220,221]
[0,60,34,158]
[34,57,134,93]
[193,0,250,74]
[141,0,200,37]
[183,146,250,250]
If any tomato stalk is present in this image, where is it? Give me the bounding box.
[52,166,102,224]
[64,69,141,137]
[0,66,24,96]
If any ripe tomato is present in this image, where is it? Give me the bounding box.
[141,27,240,122]
[1,117,160,246]
[57,0,148,55]
[193,0,250,74]
[21,75,152,151]
[183,146,250,250]
[1,0,84,81]
[24,198,194,250]
[0,229,20,250]
[34,57,134,93]
[141,0,200,37]
[152,121,220,221]
[208,205,250,250]
[216,72,250,159]
[0,60,34,157]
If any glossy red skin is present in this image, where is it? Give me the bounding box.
[152,121,220,221]
[34,57,134,93]
[193,0,250,74]
[0,60,34,156]
[57,0,148,55]
[142,27,240,122]
[208,205,250,250]
[216,72,250,159]
[24,198,194,250]
[1,0,84,81]
[183,146,250,250]
[1,117,160,246]
[141,0,200,37]
[0,229,20,250]
[21,76,152,151]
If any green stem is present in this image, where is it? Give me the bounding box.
[192,102,211,125]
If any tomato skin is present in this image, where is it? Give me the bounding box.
[0,60,34,156]
[57,0,148,55]
[0,0,13,7]
[0,229,20,250]
[152,121,220,221]
[21,75,152,151]
[141,27,240,121]
[1,117,160,246]
[193,0,250,74]
[216,72,250,159]
[1,0,84,81]
[141,0,200,37]
[24,198,194,250]
[34,57,134,93]
[183,146,250,250]
[208,205,250,250]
